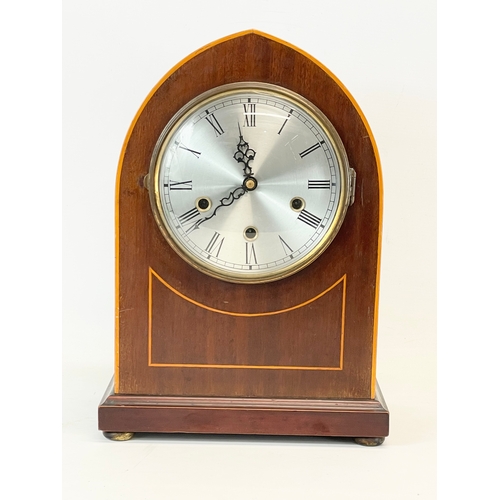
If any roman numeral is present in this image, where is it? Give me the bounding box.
[308,179,330,189]
[297,209,322,229]
[278,235,293,256]
[243,102,256,127]
[167,180,193,190]
[205,112,224,136]
[178,207,200,226]
[245,242,258,265]
[176,142,201,158]
[299,142,323,158]
[205,231,224,257]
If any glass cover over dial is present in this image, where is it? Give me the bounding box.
[149,83,352,283]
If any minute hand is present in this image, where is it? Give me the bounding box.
[233,124,256,177]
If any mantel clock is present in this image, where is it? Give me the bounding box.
[98,30,389,446]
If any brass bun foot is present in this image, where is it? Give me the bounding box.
[354,437,385,446]
[103,431,135,441]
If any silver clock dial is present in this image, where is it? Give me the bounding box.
[150,83,351,283]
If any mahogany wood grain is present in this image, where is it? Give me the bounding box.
[114,31,382,401]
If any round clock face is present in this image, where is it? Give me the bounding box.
[149,82,352,283]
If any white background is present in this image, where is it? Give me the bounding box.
[60,1,438,498]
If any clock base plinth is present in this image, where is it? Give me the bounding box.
[98,378,389,444]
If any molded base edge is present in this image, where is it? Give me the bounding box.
[98,377,389,440]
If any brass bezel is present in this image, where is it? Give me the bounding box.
[149,82,351,284]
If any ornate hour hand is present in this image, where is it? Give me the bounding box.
[189,185,247,231]
[233,123,256,177]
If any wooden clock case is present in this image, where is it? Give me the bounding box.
[98,30,389,444]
